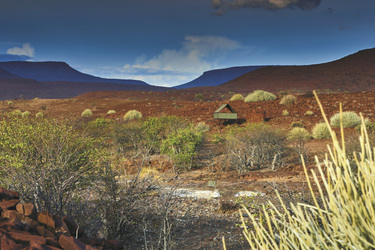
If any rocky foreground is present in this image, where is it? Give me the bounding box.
[0,187,121,249]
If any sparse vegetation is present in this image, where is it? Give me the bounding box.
[225,123,286,172]
[312,122,331,139]
[279,94,297,106]
[288,127,311,160]
[11,109,22,116]
[123,109,142,121]
[21,111,30,117]
[330,111,362,128]
[36,111,44,118]
[305,110,313,116]
[240,93,375,249]
[282,109,289,116]
[230,93,244,101]
[81,108,93,118]
[107,109,116,115]
[244,90,276,102]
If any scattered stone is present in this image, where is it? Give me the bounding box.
[59,235,86,250]
[0,199,20,211]
[0,186,117,249]
[37,211,56,229]
[0,187,19,200]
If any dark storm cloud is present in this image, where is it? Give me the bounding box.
[0,54,32,62]
[212,0,321,15]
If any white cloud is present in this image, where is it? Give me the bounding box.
[7,43,35,57]
[116,35,243,87]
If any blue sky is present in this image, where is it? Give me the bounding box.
[0,0,374,87]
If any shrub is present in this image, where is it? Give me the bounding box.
[290,121,304,128]
[107,110,116,115]
[288,127,310,141]
[312,122,331,139]
[194,93,204,101]
[225,123,286,172]
[123,110,142,121]
[7,101,13,108]
[288,127,311,160]
[161,126,204,171]
[0,117,104,215]
[35,111,44,118]
[21,111,31,117]
[11,109,22,116]
[114,115,189,157]
[81,109,93,118]
[240,93,375,249]
[355,121,375,134]
[195,122,210,133]
[330,111,361,128]
[279,94,297,106]
[305,110,313,116]
[230,93,244,101]
[244,90,276,102]
[282,110,289,116]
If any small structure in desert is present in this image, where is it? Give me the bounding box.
[214,104,238,120]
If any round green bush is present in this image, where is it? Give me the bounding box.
[107,110,116,115]
[123,110,142,121]
[244,90,276,102]
[230,93,244,101]
[280,94,297,106]
[81,109,93,118]
[36,111,44,118]
[330,111,361,128]
[312,122,331,139]
[288,127,310,141]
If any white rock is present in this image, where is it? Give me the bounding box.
[234,191,265,197]
[173,188,221,199]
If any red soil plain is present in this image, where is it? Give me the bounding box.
[1,89,374,180]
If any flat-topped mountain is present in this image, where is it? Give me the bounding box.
[0,61,148,85]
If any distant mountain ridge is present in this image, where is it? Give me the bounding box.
[207,47,375,93]
[0,61,168,100]
[175,66,264,89]
[0,61,148,85]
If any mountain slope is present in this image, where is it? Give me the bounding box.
[175,66,264,89]
[213,48,375,93]
[0,68,20,79]
[0,79,168,100]
[0,61,148,85]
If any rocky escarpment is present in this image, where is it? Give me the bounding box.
[0,187,121,249]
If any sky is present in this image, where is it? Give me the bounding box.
[0,0,374,87]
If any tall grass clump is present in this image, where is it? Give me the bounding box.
[239,91,375,249]
[123,110,142,121]
[81,109,93,118]
[330,111,361,128]
[230,93,244,101]
[312,122,330,139]
[244,90,276,102]
[279,94,297,106]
